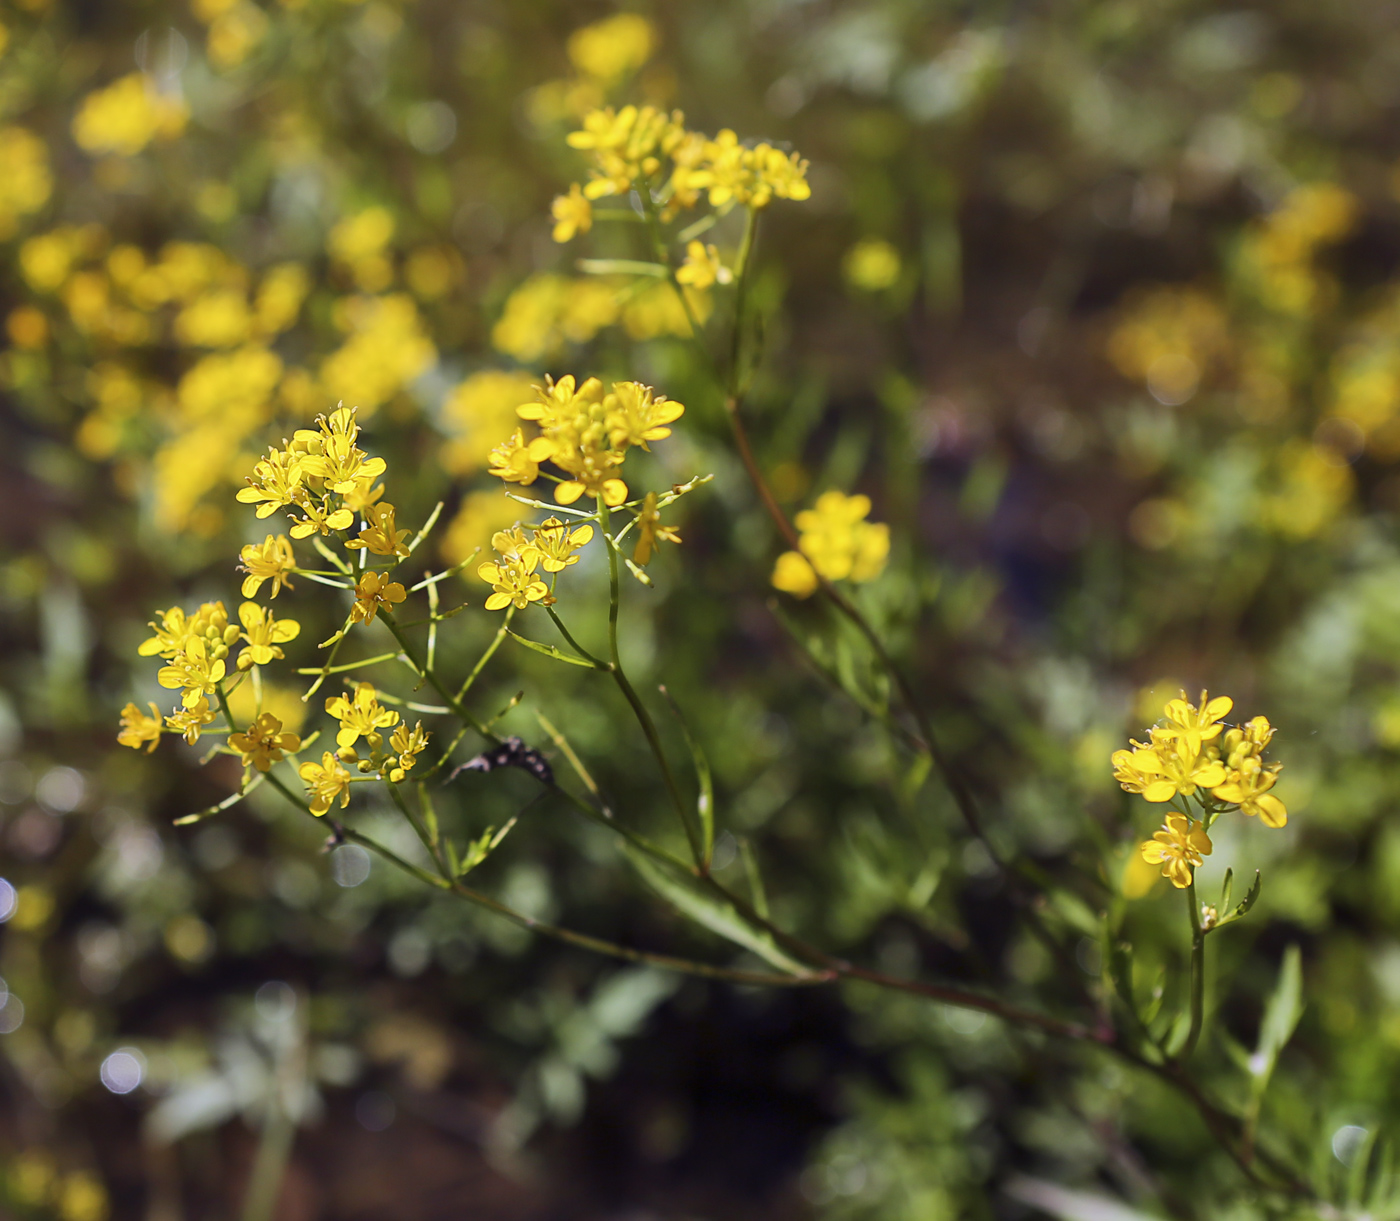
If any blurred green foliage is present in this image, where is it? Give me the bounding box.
[9,0,1400,1217]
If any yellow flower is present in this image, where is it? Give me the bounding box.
[237,447,305,517]
[533,517,594,572]
[771,550,819,597]
[351,571,407,625]
[228,712,301,772]
[1213,755,1288,828]
[479,554,548,611]
[236,601,301,669]
[676,240,730,290]
[632,493,680,566]
[386,720,430,782]
[1157,690,1233,753]
[297,405,388,493]
[324,682,400,750]
[1140,813,1213,889]
[346,501,412,558]
[604,381,685,450]
[239,534,297,599]
[552,183,593,243]
[288,494,356,539]
[166,697,216,745]
[299,751,352,816]
[117,702,164,753]
[1112,731,1227,802]
[158,637,227,707]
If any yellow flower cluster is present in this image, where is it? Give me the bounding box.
[489,374,684,507]
[1240,182,1357,317]
[556,107,811,218]
[319,683,430,786]
[0,126,51,240]
[490,273,707,363]
[71,73,188,157]
[477,518,595,611]
[119,594,304,754]
[1113,692,1287,889]
[237,403,389,537]
[771,491,891,598]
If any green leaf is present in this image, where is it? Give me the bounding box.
[659,686,715,867]
[623,844,812,976]
[1219,867,1234,913]
[1234,870,1262,919]
[1251,944,1303,1096]
[507,631,603,668]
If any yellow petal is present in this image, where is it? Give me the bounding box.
[485,592,512,611]
[1142,780,1178,803]
[1255,794,1288,828]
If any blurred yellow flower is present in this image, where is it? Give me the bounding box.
[117,702,164,753]
[72,73,188,156]
[440,490,523,567]
[320,293,435,412]
[843,239,901,292]
[552,183,593,242]
[6,305,48,348]
[676,240,730,290]
[566,13,654,84]
[772,490,889,596]
[440,371,537,475]
[771,549,819,597]
[0,127,51,239]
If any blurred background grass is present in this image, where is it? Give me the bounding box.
[6,0,1400,1217]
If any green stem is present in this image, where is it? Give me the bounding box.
[598,497,703,865]
[545,604,610,668]
[727,205,758,395]
[455,605,516,703]
[1183,877,1206,1058]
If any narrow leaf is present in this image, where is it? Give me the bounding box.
[1251,944,1304,1095]
[1235,870,1262,919]
[1220,867,1234,913]
[623,844,812,976]
[507,630,602,668]
[659,686,715,866]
